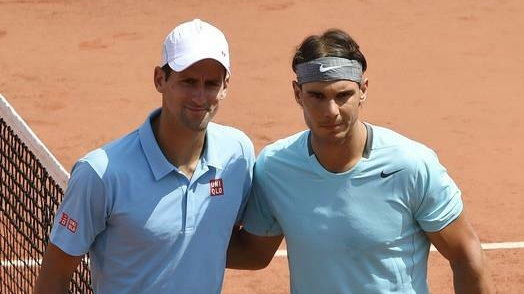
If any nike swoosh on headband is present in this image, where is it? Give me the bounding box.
[318,64,348,72]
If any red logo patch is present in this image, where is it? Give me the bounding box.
[67,218,78,233]
[210,179,224,196]
[59,213,69,226]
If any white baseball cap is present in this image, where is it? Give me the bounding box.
[162,19,230,74]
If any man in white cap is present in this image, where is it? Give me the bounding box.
[36,19,254,293]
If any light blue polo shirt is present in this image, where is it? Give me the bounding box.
[50,109,254,294]
[243,123,463,294]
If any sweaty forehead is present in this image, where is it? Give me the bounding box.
[301,79,360,92]
[176,70,226,83]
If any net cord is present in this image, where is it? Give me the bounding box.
[0,94,69,189]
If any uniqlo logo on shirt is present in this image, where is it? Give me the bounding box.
[59,212,69,226]
[210,179,224,196]
[67,218,78,233]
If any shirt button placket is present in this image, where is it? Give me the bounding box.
[185,161,209,233]
[174,171,190,234]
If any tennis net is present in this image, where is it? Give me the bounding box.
[0,93,92,293]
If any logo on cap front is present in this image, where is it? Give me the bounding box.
[210,179,224,196]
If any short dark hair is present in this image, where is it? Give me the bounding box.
[161,64,172,80]
[292,29,367,73]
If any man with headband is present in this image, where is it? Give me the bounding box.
[227,29,494,293]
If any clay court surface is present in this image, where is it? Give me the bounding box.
[1,0,523,292]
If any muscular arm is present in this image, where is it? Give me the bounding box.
[227,225,283,270]
[426,214,494,294]
[34,243,83,294]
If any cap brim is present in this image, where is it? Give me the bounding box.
[167,52,230,74]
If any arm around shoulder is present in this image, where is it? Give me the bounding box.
[34,243,83,294]
[426,213,495,294]
[227,225,283,270]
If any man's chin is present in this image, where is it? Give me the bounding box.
[187,121,210,132]
[315,129,349,144]
[181,113,213,131]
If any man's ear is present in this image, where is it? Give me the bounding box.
[359,78,368,105]
[219,75,230,100]
[292,81,303,107]
[153,66,166,93]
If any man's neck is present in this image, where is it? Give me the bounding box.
[310,121,367,173]
[152,113,206,179]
